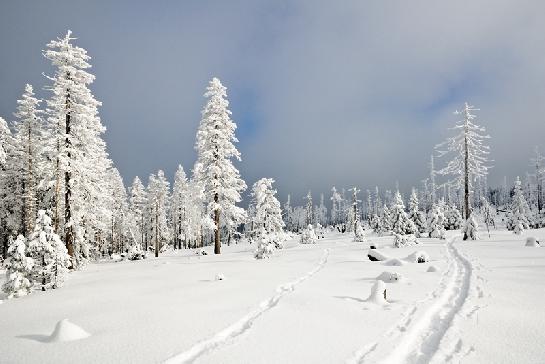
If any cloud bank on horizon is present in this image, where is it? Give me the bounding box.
[1,0,544,202]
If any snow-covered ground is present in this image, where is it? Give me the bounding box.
[1,230,544,364]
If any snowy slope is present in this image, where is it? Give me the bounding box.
[1,230,544,363]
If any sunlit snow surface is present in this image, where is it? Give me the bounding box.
[1,229,544,363]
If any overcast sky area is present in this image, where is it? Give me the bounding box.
[1,1,544,205]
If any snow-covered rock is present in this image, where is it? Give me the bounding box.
[525,237,541,247]
[383,258,405,266]
[366,280,388,305]
[405,251,430,263]
[48,319,90,342]
[367,249,390,262]
[376,271,403,283]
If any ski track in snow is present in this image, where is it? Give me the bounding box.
[348,237,475,364]
[163,249,330,364]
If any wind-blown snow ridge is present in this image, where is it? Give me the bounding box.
[377,237,473,364]
[163,249,330,364]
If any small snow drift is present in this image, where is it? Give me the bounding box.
[367,249,389,262]
[215,273,225,281]
[383,258,405,266]
[427,265,439,272]
[376,271,403,283]
[405,251,430,263]
[525,237,541,247]
[48,319,90,342]
[366,280,388,305]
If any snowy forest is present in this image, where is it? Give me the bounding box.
[1,12,545,363]
[2,32,543,296]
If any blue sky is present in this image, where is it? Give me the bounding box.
[1,1,545,203]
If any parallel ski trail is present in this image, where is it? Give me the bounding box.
[163,249,330,364]
[378,237,472,364]
[348,237,473,364]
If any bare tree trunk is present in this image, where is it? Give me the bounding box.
[64,83,74,261]
[155,199,159,257]
[463,121,471,241]
[214,192,220,254]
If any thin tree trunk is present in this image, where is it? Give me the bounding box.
[155,199,159,257]
[463,119,470,241]
[214,192,220,254]
[64,83,75,261]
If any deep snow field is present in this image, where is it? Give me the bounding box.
[1,229,545,364]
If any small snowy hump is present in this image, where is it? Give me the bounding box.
[367,249,389,262]
[525,237,540,247]
[215,273,225,281]
[376,271,403,283]
[427,265,439,272]
[366,280,388,305]
[48,319,90,342]
[383,258,405,266]
[405,251,430,263]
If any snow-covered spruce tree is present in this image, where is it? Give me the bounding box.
[444,204,463,230]
[283,194,293,232]
[390,191,417,247]
[129,176,148,250]
[462,214,479,240]
[251,178,285,248]
[354,221,365,242]
[435,102,491,240]
[506,176,530,234]
[171,165,189,249]
[147,171,171,256]
[330,186,342,228]
[315,193,328,227]
[193,78,246,254]
[43,31,111,265]
[107,167,132,255]
[2,235,34,298]
[28,210,70,290]
[0,117,17,259]
[427,203,446,239]
[348,187,360,234]
[380,205,392,233]
[480,196,495,238]
[11,84,45,237]
[408,189,426,237]
[300,224,317,244]
[530,147,544,214]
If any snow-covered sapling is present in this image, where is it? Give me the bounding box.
[2,235,34,299]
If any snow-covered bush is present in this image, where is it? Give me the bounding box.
[428,204,446,239]
[28,210,71,290]
[300,224,317,244]
[462,215,479,240]
[376,271,403,283]
[393,233,417,248]
[2,235,34,299]
[445,204,463,230]
[254,231,276,259]
[215,273,225,281]
[506,177,531,234]
[525,237,540,247]
[127,245,147,260]
[405,251,430,263]
[354,222,365,242]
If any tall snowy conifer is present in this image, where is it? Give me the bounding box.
[44,31,111,265]
[194,78,246,254]
[436,102,491,240]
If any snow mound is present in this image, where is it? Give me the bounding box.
[48,319,90,342]
[215,273,225,281]
[110,253,123,262]
[367,249,389,262]
[376,271,403,283]
[525,237,541,247]
[366,280,388,305]
[405,251,430,263]
[383,258,405,266]
[427,265,439,272]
